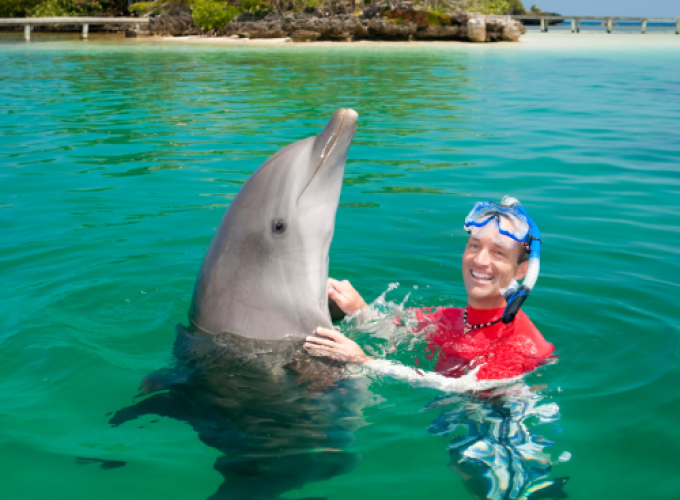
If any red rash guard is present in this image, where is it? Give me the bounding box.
[416,306,555,380]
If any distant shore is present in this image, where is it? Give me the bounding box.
[2,31,680,51]
[148,32,680,49]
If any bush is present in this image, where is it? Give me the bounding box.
[507,0,525,15]
[129,1,157,15]
[192,0,240,30]
[465,0,511,15]
[239,0,271,15]
[29,0,94,16]
[0,0,43,17]
[424,10,450,27]
[26,0,128,17]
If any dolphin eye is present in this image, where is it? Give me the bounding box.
[272,219,287,235]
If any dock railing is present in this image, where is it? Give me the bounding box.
[0,17,149,41]
[511,15,680,34]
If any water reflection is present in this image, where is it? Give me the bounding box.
[424,386,569,500]
[111,325,365,499]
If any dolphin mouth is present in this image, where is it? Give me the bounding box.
[297,109,358,204]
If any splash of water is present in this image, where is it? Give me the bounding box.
[342,283,523,393]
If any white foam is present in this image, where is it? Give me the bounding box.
[365,359,521,393]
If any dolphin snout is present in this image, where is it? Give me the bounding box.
[297,109,358,205]
[311,109,358,167]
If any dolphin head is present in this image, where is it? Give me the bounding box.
[190,109,358,341]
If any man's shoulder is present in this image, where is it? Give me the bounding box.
[515,310,554,358]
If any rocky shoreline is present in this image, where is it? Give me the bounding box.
[0,5,524,43]
[145,5,524,43]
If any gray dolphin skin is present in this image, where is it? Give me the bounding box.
[190,108,358,341]
[110,110,363,500]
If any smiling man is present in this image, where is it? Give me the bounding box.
[305,196,555,382]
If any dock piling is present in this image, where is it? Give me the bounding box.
[576,19,580,33]
[607,18,612,34]
[642,19,647,34]
[24,24,30,41]
[540,18,546,32]
[571,19,575,33]
[676,20,679,34]
[80,23,88,39]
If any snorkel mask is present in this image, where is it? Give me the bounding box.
[464,196,541,323]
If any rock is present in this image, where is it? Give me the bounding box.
[502,22,522,42]
[292,30,321,42]
[467,18,486,42]
[149,6,194,36]
[328,32,353,41]
[221,8,522,43]
[100,23,129,32]
[414,25,461,40]
[125,29,151,37]
[362,4,387,20]
[234,18,288,38]
[480,17,524,42]
[367,19,416,38]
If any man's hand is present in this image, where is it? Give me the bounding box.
[304,327,372,364]
[328,278,367,315]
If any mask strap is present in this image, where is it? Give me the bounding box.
[501,207,541,323]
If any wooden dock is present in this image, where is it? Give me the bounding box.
[512,16,680,35]
[0,17,149,41]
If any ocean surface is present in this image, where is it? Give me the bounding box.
[1,33,679,500]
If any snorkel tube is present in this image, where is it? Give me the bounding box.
[499,196,541,323]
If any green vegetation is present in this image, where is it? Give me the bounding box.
[129,1,158,15]
[0,0,538,25]
[192,0,240,30]
[465,1,510,15]
[30,0,97,16]
[460,0,531,15]
[507,0,525,15]
[424,10,451,27]
[0,0,128,17]
[386,8,451,28]
[0,0,42,17]
[240,0,272,14]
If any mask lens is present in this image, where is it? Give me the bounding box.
[465,202,529,242]
[497,213,528,240]
[468,220,521,250]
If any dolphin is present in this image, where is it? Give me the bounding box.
[190,108,358,342]
[109,110,364,500]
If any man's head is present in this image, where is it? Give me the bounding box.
[462,199,533,310]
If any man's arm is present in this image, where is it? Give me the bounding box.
[328,278,367,315]
[304,329,516,392]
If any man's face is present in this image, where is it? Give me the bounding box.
[462,222,528,308]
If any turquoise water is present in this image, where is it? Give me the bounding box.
[1,35,680,499]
